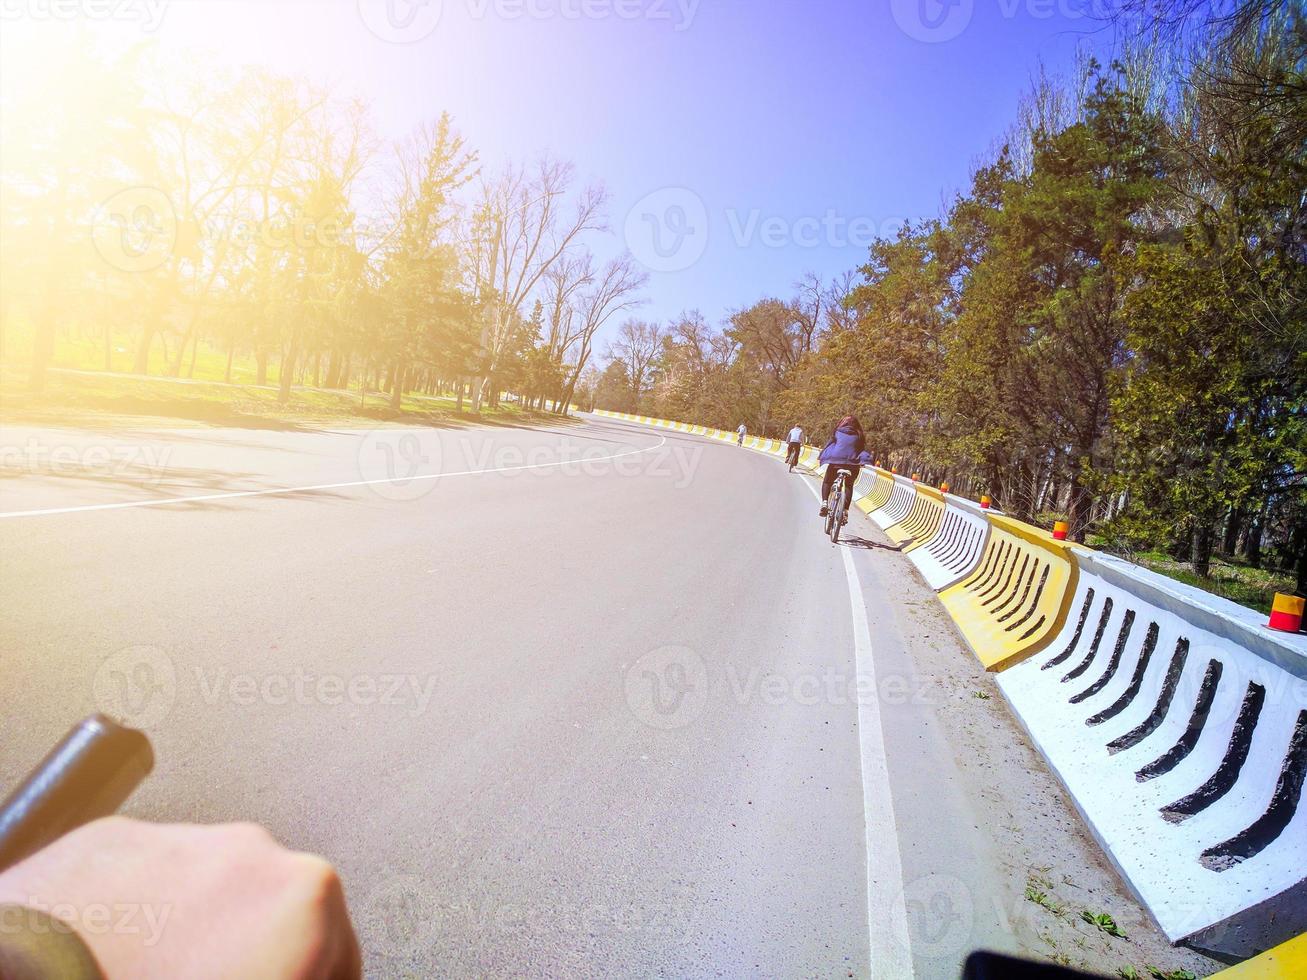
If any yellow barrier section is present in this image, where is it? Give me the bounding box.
[939,515,1079,671]
[885,485,945,550]
[1213,932,1307,978]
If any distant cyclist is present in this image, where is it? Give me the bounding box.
[785,424,804,468]
[818,415,868,517]
[736,423,747,446]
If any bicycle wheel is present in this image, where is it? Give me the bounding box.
[823,492,837,536]
[829,484,845,543]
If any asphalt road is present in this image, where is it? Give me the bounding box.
[0,413,1027,978]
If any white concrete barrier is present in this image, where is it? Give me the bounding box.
[869,474,916,530]
[996,550,1307,957]
[906,494,993,591]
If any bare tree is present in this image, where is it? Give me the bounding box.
[556,253,647,413]
[607,319,665,410]
[465,157,607,410]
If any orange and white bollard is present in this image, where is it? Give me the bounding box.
[1052,520,1069,541]
[980,495,991,510]
[1269,593,1304,633]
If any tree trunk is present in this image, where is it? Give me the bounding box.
[278,328,300,405]
[28,298,56,393]
[256,349,268,386]
[225,341,235,384]
[1222,506,1244,557]
[1191,524,1214,578]
[390,363,404,409]
[1246,515,1265,569]
[133,325,155,376]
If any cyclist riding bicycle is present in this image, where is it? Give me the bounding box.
[785,424,804,468]
[817,415,868,517]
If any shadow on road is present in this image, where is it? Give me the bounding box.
[839,534,904,552]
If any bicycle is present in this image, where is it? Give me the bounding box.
[786,442,801,472]
[823,467,855,543]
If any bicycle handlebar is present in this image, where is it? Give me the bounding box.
[0,714,154,874]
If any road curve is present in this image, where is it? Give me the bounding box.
[0,414,1026,978]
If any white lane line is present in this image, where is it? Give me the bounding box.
[803,480,914,978]
[0,436,667,519]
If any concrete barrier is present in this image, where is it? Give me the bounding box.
[996,551,1307,956]
[939,514,1079,671]
[884,484,946,549]
[1213,930,1307,977]
[857,469,896,514]
[869,474,917,530]
[905,493,993,591]
[595,408,1307,961]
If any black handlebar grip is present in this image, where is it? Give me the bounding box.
[0,714,154,874]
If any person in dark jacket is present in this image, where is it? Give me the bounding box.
[818,415,867,516]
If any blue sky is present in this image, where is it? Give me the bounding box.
[8,0,1119,337]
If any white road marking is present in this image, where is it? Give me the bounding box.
[0,436,668,519]
[804,479,915,978]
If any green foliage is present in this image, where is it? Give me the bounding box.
[627,10,1307,605]
[1081,910,1127,939]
